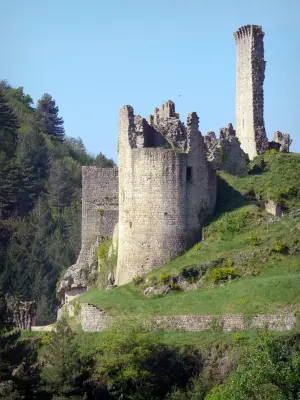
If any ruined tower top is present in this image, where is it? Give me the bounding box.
[233,25,264,42]
[233,24,269,160]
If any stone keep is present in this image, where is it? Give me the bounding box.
[116,101,216,285]
[234,25,269,160]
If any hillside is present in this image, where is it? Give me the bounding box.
[77,151,300,317]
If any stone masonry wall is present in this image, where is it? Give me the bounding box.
[81,167,118,260]
[80,304,113,332]
[78,304,296,333]
[57,168,119,300]
[117,146,188,285]
[234,25,268,160]
[116,104,216,285]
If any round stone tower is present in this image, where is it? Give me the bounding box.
[116,102,216,285]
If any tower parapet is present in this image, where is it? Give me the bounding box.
[234,25,268,160]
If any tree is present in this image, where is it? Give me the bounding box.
[47,157,81,211]
[0,89,19,157]
[206,332,300,400]
[94,152,116,168]
[93,317,201,399]
[14,128,49,215]
[36,93,65,143]
[0,90,20,218]
[41,317,82,396]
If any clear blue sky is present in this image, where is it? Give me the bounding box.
[2,0,299,163]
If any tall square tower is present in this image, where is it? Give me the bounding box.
[234,25,268,159]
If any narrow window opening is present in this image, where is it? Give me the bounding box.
[186,167,192,182]
[129,222,132,228]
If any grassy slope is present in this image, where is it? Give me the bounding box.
[77,152,300,316]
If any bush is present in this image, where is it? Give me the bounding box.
[160,272,171,283]
[272,239,289,255]
[73,301,81,317]
[92,320,202,400]
[234,332,246,344]
[133,274,144,285]
[248,234,261,246]
[97,239,117,288]
[209,267,238,284]
[192,242,202,252]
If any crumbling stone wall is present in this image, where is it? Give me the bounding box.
[204,123,248,176]
[57,167,119,301]
[271,131,292,153]
[116,102,216,285]
[186,112,217,239]
[265,200,283,217]
[80,303,113,332]
[234,25,268,160]
[81,167,118,249]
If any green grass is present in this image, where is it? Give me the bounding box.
[77,153,300,317]
[20,330,42,339]
[78,258,300,315]
[221,151,300,209]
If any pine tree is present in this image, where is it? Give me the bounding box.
[36,93,65,143]
[94,151,116,168]
[41,317,81,396]
[0,89,19,157]
[0,90,20,218]
[15,127,49,215]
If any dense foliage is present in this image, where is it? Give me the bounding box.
[0,81,116,324]
[2,316,300,399]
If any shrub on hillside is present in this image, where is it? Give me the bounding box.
[248,234,261,246]
[160,272,171,283]
[272,239,289,255]
[209,267,238,284]
[97,239,117,288]
[133,274,144,285]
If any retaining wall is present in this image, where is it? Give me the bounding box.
[77,304,296,333]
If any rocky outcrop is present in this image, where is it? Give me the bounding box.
[57,239,99,301]
[57,263,97,298]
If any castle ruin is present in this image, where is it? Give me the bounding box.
[57,25,291,303]
[116,103,216,285]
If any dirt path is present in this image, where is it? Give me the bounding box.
[31,324,55,332]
